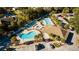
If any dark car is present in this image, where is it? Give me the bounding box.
[65,32,74,45]
[35,44,45,51]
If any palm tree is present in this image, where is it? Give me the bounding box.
[62,7,69,16]
[56,36,61,41]
[11,36,20,45]
[64,24,70,30]
[50,10,56,16]
[50,33,56,41]
[69,8,79,33]
[34,35,39,43]
[34,34,43,42]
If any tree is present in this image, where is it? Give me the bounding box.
[73,7,79,16]
[62,7,69,16]
[50,9,56,16]
[14,9,29,22]
[70,17,79,33]
[27,8,38,20]
[69,8,79,33]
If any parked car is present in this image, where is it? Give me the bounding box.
[65,29,75,45]
[35,44,45,51]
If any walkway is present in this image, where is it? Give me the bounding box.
[15,42,79,51]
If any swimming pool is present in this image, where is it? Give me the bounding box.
[19,31,39,41]
[42,18,54,25]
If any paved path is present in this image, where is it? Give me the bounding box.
[15,42,79,51]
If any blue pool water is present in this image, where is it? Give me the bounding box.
[42,18,54,25]
[19,31,38,40]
